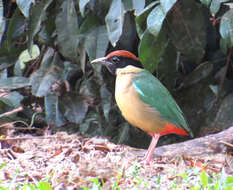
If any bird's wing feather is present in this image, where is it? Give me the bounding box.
[133,71,193,137]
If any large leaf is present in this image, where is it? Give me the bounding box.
[179,62,213,89]
[79,16,108,62]
[135,1,159,38]
[166,0,206,64]
[16,0,35,18]
[79,0,90,17]
[45,94,65,126]
[157,41,177,89]
[220,9,233,49]
[100,86,112,121]
[210,0,229,15]
[61,93,88,124]
[0,57,17,70]
[84,25,109,61]
[55,0,80,62]
[138,29,168,72]
[6,8,26,51]
[105,0,124,46]
[116,12,138,52]
[0,91,23,108]
[200,0,211,7]
[147,0,177,37]
[0,0,5,44]
[18,45,40,69]
[30,49,64,97]
[28,0,53,54]
[0,77,30,90]
[79,111,102,135]
[122,0,145,15]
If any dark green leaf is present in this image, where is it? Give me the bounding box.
[6,8,23,51]
[30,49,64,97]
[79,0,90,17]
[135,1,159,38]
[157,41,177,89]
[80,111,101,134]
[0,77,30,89]
[122,0,145,15]
[100,86,112,121]
[0,57,17,70]
[220,9,233,48]
[200,0,211,7]
[79,75,99,100]
[220,38,228,54]
[147,0,177,37]
[28,0,53,54]
[166,0,206,64]
[138,29,168,72]
[0,0,5,44]
[84,25,109,61]
[105,0,124,46]
[79,15,100,34]
[55,0,80,62]
[45,94,65,126]
[179,62,213,89]
[61,93,88,124]
[0,91,23,108]
[37,22,54,45]
[210,0,229,15]
[16,0,35,18]
[116,12,138,52]
[62,61,81,81]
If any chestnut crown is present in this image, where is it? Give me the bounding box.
[91,50,143,75]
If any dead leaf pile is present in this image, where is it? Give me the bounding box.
[0,132,232,189]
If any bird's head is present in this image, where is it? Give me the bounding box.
[91,50,143,75]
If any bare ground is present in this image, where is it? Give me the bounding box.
[0,127,233,189]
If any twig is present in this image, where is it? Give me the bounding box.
[0,106,23,118]
[0,125,43,131]
[0,136,56,141]
[220,141,233,148]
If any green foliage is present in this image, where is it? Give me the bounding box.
[105,0,124,46]
[220,9,233,53]
[0,0,232,144]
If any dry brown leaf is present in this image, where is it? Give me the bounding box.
[12,146,25,153]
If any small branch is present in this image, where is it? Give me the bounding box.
[133,127,233,158]
[220,141,233,148]
[0,136,56,141]
[0,106,23,118]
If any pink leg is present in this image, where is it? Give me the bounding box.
[143,133,160,164]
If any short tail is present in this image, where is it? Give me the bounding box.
[159,122,190,136]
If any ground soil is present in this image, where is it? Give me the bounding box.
[0,127,232,189]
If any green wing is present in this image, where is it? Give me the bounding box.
[133,70,193,137]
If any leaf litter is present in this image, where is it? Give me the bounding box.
[0,129,232,189]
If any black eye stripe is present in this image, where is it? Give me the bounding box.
[112,56,119,62]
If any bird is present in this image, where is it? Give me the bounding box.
[91,50,193,164]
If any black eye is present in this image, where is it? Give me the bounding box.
[112,56,119,63]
